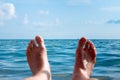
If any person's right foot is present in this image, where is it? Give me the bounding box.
[25,36,51,80]
[72,37,97,80]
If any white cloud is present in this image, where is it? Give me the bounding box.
[38,10,49,15]
[32,21,57,27]
[32,22,51,27]
[0,3,16,20]
[101,6,120,11]
[68,0,91,5]
[32,18,61,27]
[23,14,29,24]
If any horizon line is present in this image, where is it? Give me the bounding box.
[0,38,120,40]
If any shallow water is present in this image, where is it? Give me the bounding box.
[0,39,120,80]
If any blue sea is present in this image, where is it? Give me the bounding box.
[0,39,120,80]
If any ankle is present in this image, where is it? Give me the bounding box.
[72,69,90,80]
[72,74,90,80]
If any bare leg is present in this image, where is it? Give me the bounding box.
[72,37,98,80]
[25,36,51,80]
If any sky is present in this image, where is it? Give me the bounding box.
[0,0,120,39]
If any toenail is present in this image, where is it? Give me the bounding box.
[80,37,86,43]
[83,44,86,48]
[94,47,96,50]
[88,44,90,49]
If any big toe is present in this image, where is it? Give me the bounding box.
[76,37,87,57]
[75,37,87,68]
[77,37,87,50]
[35,35,46,49]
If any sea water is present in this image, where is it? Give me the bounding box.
[0,39,120,80]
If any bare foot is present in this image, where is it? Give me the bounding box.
[25,36,51,80]
[72,37,97,80]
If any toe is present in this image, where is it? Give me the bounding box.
[35,36,43,44]
[75,37,87,69]
[29,40,34,50]
[31,40,37,48]
[76,37,87,60]
[26,41,33,64]
[88,40,96,62]
[26,40,33,54]
[84,41,91,61]
[35,35,45,49]
[26,40,36,57]
[84,40,90,51]
[26,45,31,55]
[85,40,96,63]
[77,37,87,50]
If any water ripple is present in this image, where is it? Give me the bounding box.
[0,39,120,80]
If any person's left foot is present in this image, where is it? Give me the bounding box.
[25,36,51,80]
